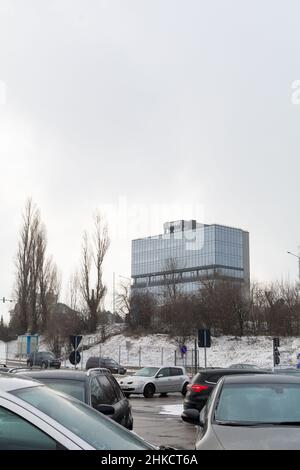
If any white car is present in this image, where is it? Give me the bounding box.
[0,374,156,450]
[118,366,190,398]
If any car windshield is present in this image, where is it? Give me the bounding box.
[43,353,55,359]
[36,379,85,402]
[135,367,159,377]
[11,385,153,450]
[215,383,300,424]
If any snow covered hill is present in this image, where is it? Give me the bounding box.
[71,334,300,370]
[2,333,300,370]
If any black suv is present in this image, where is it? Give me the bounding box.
[86,356,126,375]
[183,367,271,412]
[14,368,133,430]
[27,351,61,369]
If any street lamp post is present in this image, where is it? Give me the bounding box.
[287,251,300,285]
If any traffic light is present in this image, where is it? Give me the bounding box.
[273,337,280,366]
[274,347,280,365]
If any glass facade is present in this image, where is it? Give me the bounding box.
[131,221,249,297]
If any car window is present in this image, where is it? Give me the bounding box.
[97,376,118,405]
[206,374,222,384]
[158,368,170,378]
[91,376,118,406]
[39,378,85,402]
[11,386,152,450]
[106,375,124,401]
[0,406,64,450]
[170,368,183,376]
[91,376,110,407]
[107,359,117,365]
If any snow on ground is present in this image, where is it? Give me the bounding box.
[2,331,300,370]
[66,334,300,369]
[159,405,183,416]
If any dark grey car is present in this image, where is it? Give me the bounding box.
[27,351,61,369]
[14,368,133,430]
[182,374,300,450]
[86,356,126,375]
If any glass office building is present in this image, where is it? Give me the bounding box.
[131,220,250,297]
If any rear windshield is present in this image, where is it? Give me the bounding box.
[215,383,300,424]
[37,378,85,402]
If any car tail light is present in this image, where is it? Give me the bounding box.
[188,384,209,393]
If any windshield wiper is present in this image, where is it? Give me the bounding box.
[215,421,260,426]
[215,420,300,427]
[272,421,300,425]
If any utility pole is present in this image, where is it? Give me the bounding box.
[113,272,116,315]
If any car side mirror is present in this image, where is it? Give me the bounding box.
[181,409,203,426]
[96,404,115,415]
[156,373,164,378]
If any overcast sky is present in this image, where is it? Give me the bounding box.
[1,0,300,321]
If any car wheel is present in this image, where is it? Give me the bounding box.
[41,362,48,369]
[181,382,189,396]
[124,393,131,398]
[143,383,155,398]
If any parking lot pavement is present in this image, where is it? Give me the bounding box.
[130,393,196,450]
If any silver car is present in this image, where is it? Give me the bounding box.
[0,373,156,450]
[182,373,300,450]
[118,366,190,398]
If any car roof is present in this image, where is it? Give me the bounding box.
[223,373,300,384]
[14,368,111,381]
[196,368,268,375]
[87,356,112,360]
[0,373,41,392]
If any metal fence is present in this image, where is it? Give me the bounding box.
[82,344,203,369]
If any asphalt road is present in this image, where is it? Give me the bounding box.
[130,393,197,450]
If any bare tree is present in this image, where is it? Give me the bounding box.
[116,279,131,319]
[79,213,110,333]
[163,258,183,302]
[14,198,58,333]
[68,272,81,312]
[15,199,41,332]
[39,256,60,332]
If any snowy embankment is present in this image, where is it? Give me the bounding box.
[2,332,300,370]
[69,334,300,369]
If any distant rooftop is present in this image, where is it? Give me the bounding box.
[132,220,248,242]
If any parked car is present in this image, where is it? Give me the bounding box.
[182,374,300,450]
[0,374,156,450]
[0,364,9,372]
[13,368,133,429]
[27,351,61,369]
[183,367,271,412]
[118,366,190,398]
[86,356,126,375]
